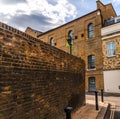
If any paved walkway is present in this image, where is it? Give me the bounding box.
[72,99,108,119]
[72,92,120,119]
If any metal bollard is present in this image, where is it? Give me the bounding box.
[101,89,104,102]
[95,91,99,110]
[64,106,73,119]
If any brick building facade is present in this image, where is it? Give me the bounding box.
[25,27,42,38]
[35,1,117,91]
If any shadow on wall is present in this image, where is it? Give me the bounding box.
[68,93,85,109]
[0,22,85,119]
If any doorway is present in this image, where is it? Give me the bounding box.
[89,77,96,92]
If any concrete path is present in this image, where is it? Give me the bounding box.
[72,98,108,119]
[86,92,120,119]
[72,92,120,119]
[86,92,120,106]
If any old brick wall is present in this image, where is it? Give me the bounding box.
[37,1,117,91]
[25,27,42,38]
[96,0,117,21]
[38,10,104,91]
[0,22,85,119]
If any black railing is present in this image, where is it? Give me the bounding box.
[104,19,115,26]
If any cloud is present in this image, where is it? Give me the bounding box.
[0,0,77,32]
[7,13,54,31]
[0,0,26,4]
[46,0,57,5]
[25,0,77,23]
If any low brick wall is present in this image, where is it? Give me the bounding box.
[0,22,85,119]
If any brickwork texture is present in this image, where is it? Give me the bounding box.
[38,1,117,91]
[0,22,85,119]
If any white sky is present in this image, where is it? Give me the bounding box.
[0,0,120,32]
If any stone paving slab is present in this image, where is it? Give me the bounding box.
[72,100,108,119]
[72,104,100,119]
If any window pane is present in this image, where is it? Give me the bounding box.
[89,77,96,91]
[107,42,115,56]
[68,30,73,45]
[50,38,55,46]
[88,55,95,69]
[89,25,93,31]
[88,24,94,38]
[89,31,93,38]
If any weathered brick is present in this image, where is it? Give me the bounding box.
[0,22,85,119]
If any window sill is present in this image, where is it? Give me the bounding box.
[107,55,116,58]
[86,37,95,41]
[88,37,94,39]
[87,68,96,71]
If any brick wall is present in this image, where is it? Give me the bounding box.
[25,27,42,38]
[96,0,117,21]
[0,22,85,119]
[38,10,104,91]
[37,1,117,91]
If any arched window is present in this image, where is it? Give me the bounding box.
[68,30,73,45]
[88,55,95,69]
[88,23,94,38]
[50,37,55,46]
[89,77,96,92]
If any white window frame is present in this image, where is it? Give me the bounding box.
[107,42,115,57]
[88,55,95,69]
[88,23,94,38]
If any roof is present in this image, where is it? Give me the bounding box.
[25,27,43,34]
[37,10,98,37]
[37,1,117,37]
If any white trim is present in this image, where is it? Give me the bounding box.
[102,33,120,40]
[107,55,116,58]
[101,22,120,36]
[87,68,96,71]
[101,22,120,40]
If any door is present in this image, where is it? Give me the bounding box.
[89,77,96,92]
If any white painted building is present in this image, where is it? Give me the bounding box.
[101,17,120,93]
[103,70,120,93]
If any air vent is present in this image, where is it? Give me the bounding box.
[81,34,84,37]
[75,36,78,39]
